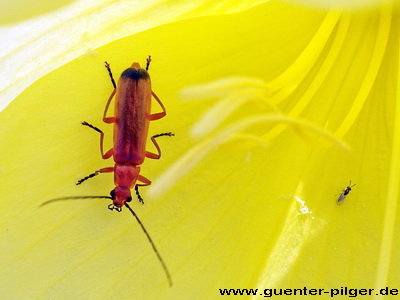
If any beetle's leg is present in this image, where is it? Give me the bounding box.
[81,122,114,159]
[105,61,116,89]
[134,186,144,204]
[146,55,152,71]
[149,92,167,121]
[135,175,152,204]
[137,175,151,187]
[103,62,117,123]
[76,167,114,185]
[80,62,116,158]
[145,132,174,159]
[102,90,116,124]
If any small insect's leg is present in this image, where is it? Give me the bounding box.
[145,132,174,159]
[149,92,167,121]
[135,175,152,204]
[76,167,114,185]
[81,122,114,159]
[146,55,152,71]
[105,62,116,89]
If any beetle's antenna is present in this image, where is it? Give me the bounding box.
[39,196,112,207]
[125,203,173,287]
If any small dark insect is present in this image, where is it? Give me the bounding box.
[337,181,356,205]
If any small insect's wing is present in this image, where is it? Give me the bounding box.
[336,192,345,205]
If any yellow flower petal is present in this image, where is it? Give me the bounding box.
[0,0,267,111]
[284,0,392,10]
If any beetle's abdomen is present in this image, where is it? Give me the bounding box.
[113,68,151,165]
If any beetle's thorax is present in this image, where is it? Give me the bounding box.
[114,163,140,189]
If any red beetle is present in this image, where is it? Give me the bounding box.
[43,57,173,286]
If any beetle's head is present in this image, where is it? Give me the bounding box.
[108,186,132,212]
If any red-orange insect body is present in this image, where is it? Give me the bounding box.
[44,58,173,286]
[77,59,172,210]
[114,64,151,165]
[110,63,152,207]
